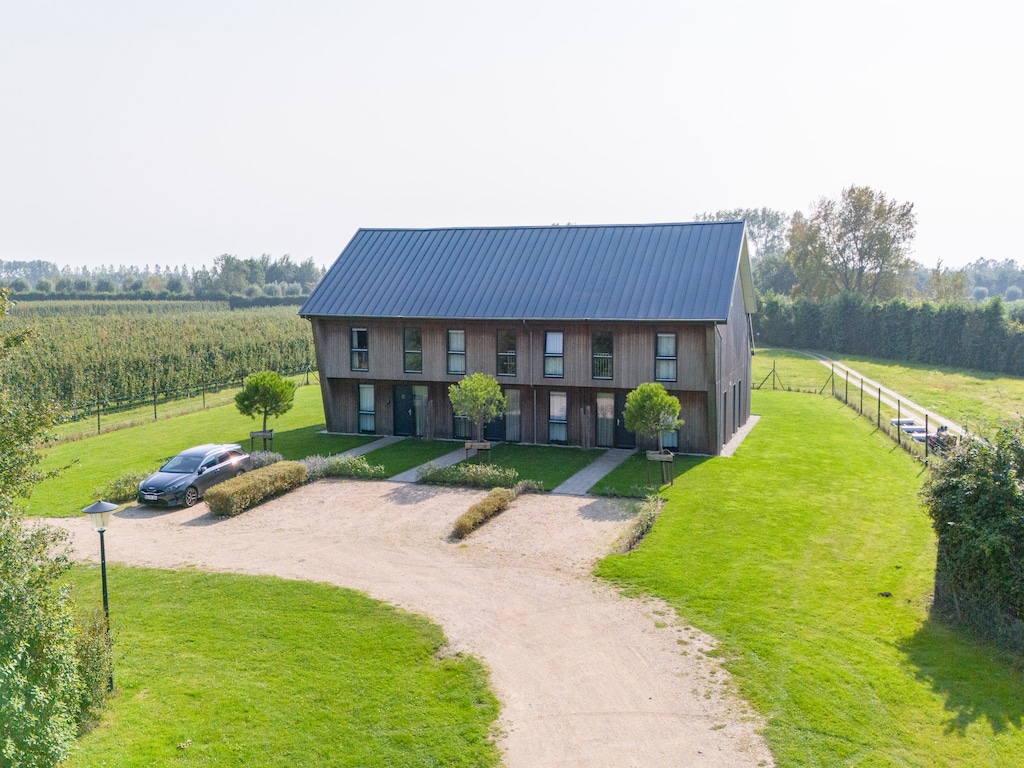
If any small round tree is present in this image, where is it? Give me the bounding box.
[448,373,507,452]
[235,370,296,432]
[623,382,683,453]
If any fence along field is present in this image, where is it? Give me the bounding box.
[1,301,315,413]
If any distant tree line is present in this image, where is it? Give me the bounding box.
[0,254,324,301]
[755,292,1024,376]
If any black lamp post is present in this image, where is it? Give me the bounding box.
[83,500,118,691]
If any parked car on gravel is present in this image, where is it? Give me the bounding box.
[137,444,250,507]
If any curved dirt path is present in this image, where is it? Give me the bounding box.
[47,481,772,767]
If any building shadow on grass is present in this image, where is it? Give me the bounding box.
[897,616,1024,735]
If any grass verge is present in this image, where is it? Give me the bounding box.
[362,439,461,477]
[591,452,707,497]
[474,443,605,491]
[596,390,1024,766]
[65,566,500,768]
[25,385,373,517]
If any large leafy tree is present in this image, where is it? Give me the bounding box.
[448,373,507,444]
[695,207,790,258]
[788,185,918,301]
[0,288,95,768]
[235,370,296,431]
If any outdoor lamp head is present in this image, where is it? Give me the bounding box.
[83,500,118,532]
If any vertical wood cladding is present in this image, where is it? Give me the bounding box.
[306,315,741,454]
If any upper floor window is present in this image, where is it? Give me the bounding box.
[544,331,564,377]
[592,331,613,379]
[497,329,517,376]
[404,328,423,373]
[350,328,368,371]
[447,329,466,375]
[655,333,677,382]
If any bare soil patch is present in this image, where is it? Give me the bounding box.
[49,480,772,767]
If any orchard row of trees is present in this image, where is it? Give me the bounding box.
[0,254,325,300]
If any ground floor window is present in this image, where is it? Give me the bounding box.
[453,414,472,439]
[549,391,567,443]
[661,428,678,450]
[505,388,521,442]
[358,384,375,434]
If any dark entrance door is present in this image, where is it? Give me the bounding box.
[484,415,505,442]
[393,385,415,436]
[614,392,635,448]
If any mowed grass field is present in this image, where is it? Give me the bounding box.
[597,389,1024,766]
[66,567,500,768]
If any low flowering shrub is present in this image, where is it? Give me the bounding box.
[616,495,665,553]
[452,487,516,539]
[421,462,519,489]
[302,454,387,481]
[97,470,151,503]
[248,450,284,470]
[512,478,545,495]
[205,461,307,517]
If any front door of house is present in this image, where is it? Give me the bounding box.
[393,385,415,436]
[614,392,635,448]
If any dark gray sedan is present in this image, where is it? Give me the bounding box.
[137,444,250,507]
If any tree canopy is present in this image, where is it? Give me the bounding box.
[623,382,682,453]
[695,207,790,259]
[788,185,918,302]
[235,370,296,431]
[448,373,507,444]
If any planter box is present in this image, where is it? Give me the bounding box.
[466,441,492,451]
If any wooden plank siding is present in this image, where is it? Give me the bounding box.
[309,317,728,453]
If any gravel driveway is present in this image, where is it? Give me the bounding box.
[49,480,772,767]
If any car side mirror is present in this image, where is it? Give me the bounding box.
[197,467,206,475]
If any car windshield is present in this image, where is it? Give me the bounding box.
[160,455,203,473]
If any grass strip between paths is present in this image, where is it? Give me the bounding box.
[597,390,1024,767]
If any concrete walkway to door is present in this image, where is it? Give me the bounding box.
[551,448,635,496]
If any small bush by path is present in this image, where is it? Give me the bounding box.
[452,487,516,539]
[302,454,387,481]
[420,461,519,488]
[205,461,307,516]
[615,495,664,553]
[94,469,151,503]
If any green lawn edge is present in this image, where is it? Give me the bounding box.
[596,390,1024,766]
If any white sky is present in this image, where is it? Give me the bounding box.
[1,0,1020,272]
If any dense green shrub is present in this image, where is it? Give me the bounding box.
[73,607,113,731]
[616,496,665,553]
[205,461,307,517]
[302,454,386,481]
[922,429,1024,655]
[512,479,545,495]
[419,461,519,488]
[452,487,516,539]
[95,470,151,503]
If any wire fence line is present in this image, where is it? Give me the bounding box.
[67,365,317,434]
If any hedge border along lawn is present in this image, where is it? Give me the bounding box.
[24,384,373,517]
[65,566,500,768]
[204,461,308,516]
[597,389,1024,767]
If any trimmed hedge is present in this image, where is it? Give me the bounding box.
[452,487,516,539]
[205,461,307,517]
[419,461,519,488]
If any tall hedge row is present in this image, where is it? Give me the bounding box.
[756,293,1024,374]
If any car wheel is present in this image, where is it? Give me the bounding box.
[183,486,199,507]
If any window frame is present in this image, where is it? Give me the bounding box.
[350,328,369,372]
[403,327,423,374]
[548,391,568,444]
[655,332,677,382]
[591,330,613,380]
[544,331,564,378]
[496,329,517,376]
[357,383,375,434]
[447,329,466,375]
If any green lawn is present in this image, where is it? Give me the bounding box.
[362,439,461,477]
[66,567,499,768]
[477,443,604,490]
[597,390,1024,766]
[590,452,707,497]
[25,384,373,517]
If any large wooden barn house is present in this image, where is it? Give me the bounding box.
[299,222,756,455]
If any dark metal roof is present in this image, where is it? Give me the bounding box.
[300,222,751,322]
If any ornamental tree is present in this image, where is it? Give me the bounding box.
[235,370,296,431]
[623,382,683,454]
[448,373,507,445]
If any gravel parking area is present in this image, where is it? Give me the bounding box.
[48,480,772,767]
